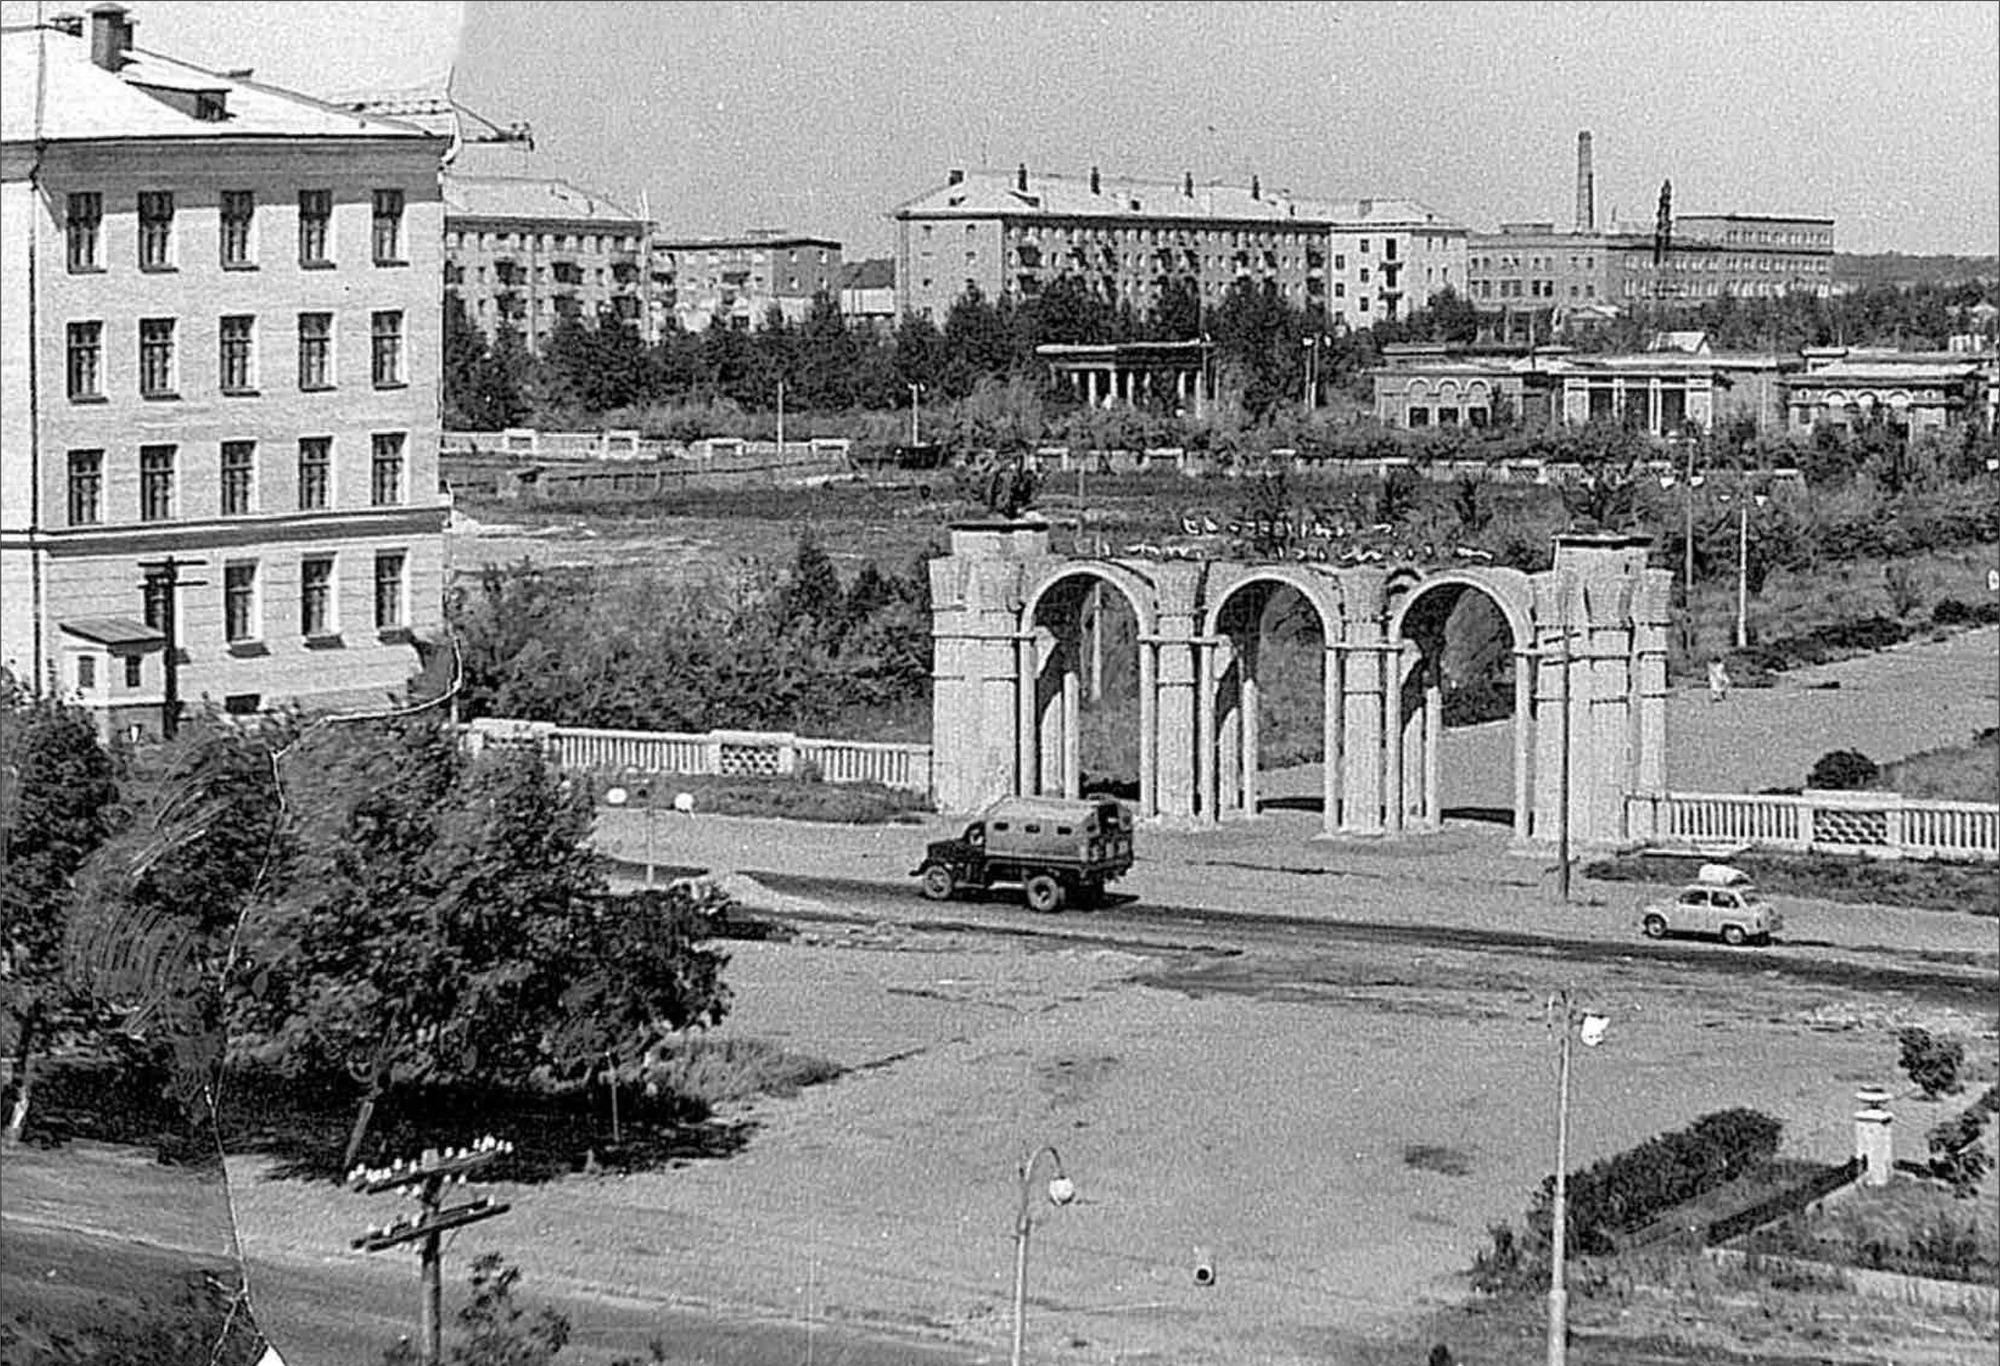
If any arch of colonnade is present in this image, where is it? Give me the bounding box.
[929,521,1672,849]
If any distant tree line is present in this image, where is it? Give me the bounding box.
[445,272,1997,435]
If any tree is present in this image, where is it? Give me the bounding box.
[0,674,122,1140]
[777,524,846,633]
[229,717,732,1169]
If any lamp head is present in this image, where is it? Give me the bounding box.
[1579,1014,1611,1048]
[1047,1174,1076,1206]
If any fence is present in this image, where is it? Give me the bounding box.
[1626,789,2000,863]
[465,717,933,796]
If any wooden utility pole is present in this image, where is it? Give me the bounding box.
[138,556,205,739]
[350,1137,514,1365]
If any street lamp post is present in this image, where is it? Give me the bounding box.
[1010,1145,1077,1366]
[1556,623,1573,904]
[1730,490,1769,651]
[1546,991,1609,1366]
[908,382,923,448]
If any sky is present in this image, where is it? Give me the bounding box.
[9,1,1997,258]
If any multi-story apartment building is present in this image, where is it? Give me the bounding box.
[653,229,843,332]
[443,173,652,347]
[1465,134,1834,314]
[2,5,449,735]
[891,165,1467,330]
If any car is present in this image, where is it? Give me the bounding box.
[1638,863,1782,946]
[912,795,1134,913]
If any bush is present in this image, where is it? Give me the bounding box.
[1898,1027,1965,1099]
[1808,748,1879,791]
[1927,1109,1993,1197]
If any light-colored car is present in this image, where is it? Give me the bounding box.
[1639,864,1782,946]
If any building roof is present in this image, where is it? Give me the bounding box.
[1,18,437,146]
[893,167,1460,231]
[656,231,841,251]
[443,172,642,224]
[59,617,163,647]
[838,258,895,290]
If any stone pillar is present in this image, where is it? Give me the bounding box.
[1512,648,1535,845]
[1016,633,1040,796]
[1061,645,1081,799]
[1630,567,1672,839]
[1336,611,1388,835]
[1086,370,1100,408]
[1383,642,1406,835]
[928,523,1055,815]
[1321,643,1345,837]
[1240,662,1260,819]
[1854,1086,1893,1186]
[1423,653,1443,830]
[1196,639,1219,823]
[1138,639,1157,817]
[1151,591,1201,822]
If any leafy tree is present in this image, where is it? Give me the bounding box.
[227,716,701,1169]
[0,673,121,1140]
[1898,1026,1965,1099]
[1808,748,1879,791]
[777,524,846,632]
[794,290,858,410]
[1150,275,1202,342]
[941,285,1020,397]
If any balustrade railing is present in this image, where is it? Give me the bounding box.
[1627,789,1998,863]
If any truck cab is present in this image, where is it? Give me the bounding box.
[914,795,1134,913]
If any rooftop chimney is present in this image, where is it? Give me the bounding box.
[1575,131,1596,233]
[947,167,964,186]
[47,12,84,36]
[1090,165,1101,195]
[88,2,132,71]
[1184,172,1194,198]
[1251,174,1261,201]
[1016,162,1028,194]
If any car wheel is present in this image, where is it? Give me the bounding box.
[1024,874,1065,914]
[919,863,956,902]
[1721,924,1747,947]
[1642,914,1668,940]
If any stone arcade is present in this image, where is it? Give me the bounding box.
[929,524,1672,849]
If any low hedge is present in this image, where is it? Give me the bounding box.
[1584,850,1998,916]
[592,770,933,825]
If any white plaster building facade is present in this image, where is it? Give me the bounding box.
[2,5,449,734]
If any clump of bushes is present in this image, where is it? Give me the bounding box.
[1472,1108,1784,1293]
[1583,850,1996,916]
[1898,1027,1966,1099]
[1808,748,1880,791]
[1932,598,2000,627]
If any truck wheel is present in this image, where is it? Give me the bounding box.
[919,863,956,902]
[1721,924,1747,947]
[1642,914,1667,940]
[1024,874,1065,914]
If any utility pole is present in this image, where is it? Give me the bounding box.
[1556,622,1573,904]
[1548,993,1574,1366]
[350,1137,515,1366]
[776,377,786,458]
[138,556,205,740]
[1681,441,1697,658]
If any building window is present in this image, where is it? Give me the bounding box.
[220,190,255,266]
[77,656,95,691]
[297,312,333,389]
[139,318,177,397]
[370,432,405,505]
[370,310,404,386]
[1407,407,1431,427]
[66,192,102,271]
[300,556,335,638]
[124,656,142,688]
[66,449,102,526]
[220,440,256,516]
[138,191,174,269]
[374,551,406,629]
[224,562,258,643]
[66,321,103,400]
[298,189,332,264]
[139,445,176,522]
[372,188,406,264]
[219,315,255,392]
[297,437,331,511]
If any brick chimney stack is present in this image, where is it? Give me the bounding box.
[88,2,133,71]
[1576,130,1596,233]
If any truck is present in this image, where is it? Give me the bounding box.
[913,795,1135,913]
[1638,863,1783,946]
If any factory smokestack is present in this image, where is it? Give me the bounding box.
[1575,131,1596,233]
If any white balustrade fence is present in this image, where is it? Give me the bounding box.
[465,718,933,796]
[1627,789,1999,863]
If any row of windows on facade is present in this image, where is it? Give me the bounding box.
[451,261,639,287]
[999,247,1403,276]
[921,269,1390,308]
[63,434,408,527]
[65,312,406,399]
[1480,279,1594,300]
[951,221,1437,256]
[447,229,642,254]
[66,189,409,273]
[68,553,411,677]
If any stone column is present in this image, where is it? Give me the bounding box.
[1196,640,1219,823]
[1138,639,1157,817]
[1321,643,1345,837]
[1150,613,1201,822]
[1512,647,1535,845]
[1854,1086,1893,1187]
[928,523,1054,815]
[1383,642,1406,835]
[1630,568,1672,839]
[1241,663,1260,819]
[1086,370,1099,408]
[1337,644,1385,837]
[1423,653,1442,830]
[1016,632,1039,797]
[1061,645,1081,799]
